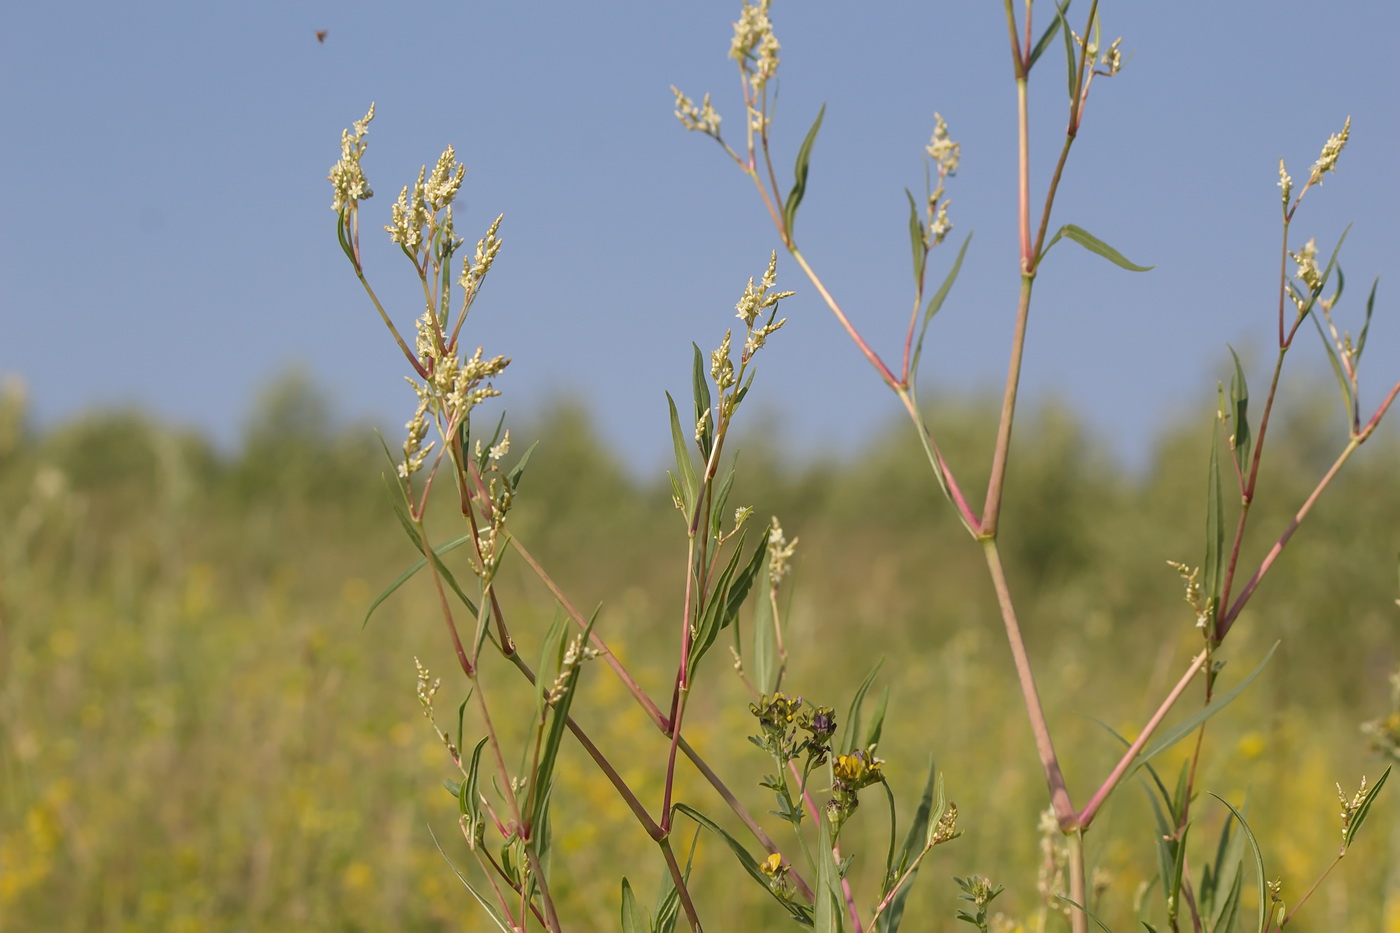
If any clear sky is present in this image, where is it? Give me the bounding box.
[3,1,1397,474]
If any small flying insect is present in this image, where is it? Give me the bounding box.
[315,30,328,43]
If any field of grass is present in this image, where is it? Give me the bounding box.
[2,372,1398,931]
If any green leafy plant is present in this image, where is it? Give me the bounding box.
[329,1,1399,930]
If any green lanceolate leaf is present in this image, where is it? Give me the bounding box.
[529,610,599,835]
[673,803,814,926]
[691,343,714,460]
[458,735,490,851]
[365,487,479,628]
[841,661,884,755]
[506,440,539,492]
[1312,308,1356,423]
[751,553,777,695]
[1056,897,1114,932]
[1343,764,1390,851]
[711,456,739,544]
[1356,276,1379,364]
[689,531,768,681]
[878,763,939,933]
[784,104,827,240]
[864,686,890,750]
[1227,346,1252,472]
[1210,796,1269,933]
[815,810,845,933]
[1027,1,1070,70]
[905,189,926,285]
[1131,643,1278,774]
[909,232,973,388]
[1060,1,1077,100]
[1043,224,1154,271]
[428,824,516,932]
[1204,417,1225,630]
[1202,795,1248,932]
[621,878,650,933]
[666,391,698,519]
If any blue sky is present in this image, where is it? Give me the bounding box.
[3,1,1397,473]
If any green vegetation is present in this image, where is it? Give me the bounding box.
[3,373,1394,930]
[7,2,1400,930]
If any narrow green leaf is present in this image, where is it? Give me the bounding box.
[673,803,814,925]
[363,502,479,629]
[459,735,490,850]
[1043,224,1154,271]
[1204,416,1225,625]
[1227,346,1252,473]
[1131,644,1278,774]
[905,189,926,285]
[621,878,650,933]
[880,766,943,933]
[751,558,777,695]
[1356,277,1379,363]
[1311,310,1355,423]
[530,610,600,834]
[909,232,973,388]
[1343,764,1390,850]
[666,392,698,517]
[456,695,471,767]
[476,411,509,474]
[710,456,739,545]
[1057,897,1113,932]
[506,440,539,491]
[1204,796,1247,932]
[1295,226,1353,321]
[784,104,827,239]
[688,532,750,680]
[864,686,890,749]
[815,811,845,933]
[723,531,770,624]
[1060,2,1077,100]
[841,661,884,756]
[691,343,714,461]
[1027,1,1069,70]
[427,825,516,932]
[1210,796,1268,933]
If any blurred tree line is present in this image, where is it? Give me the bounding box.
[1,368,1397,929]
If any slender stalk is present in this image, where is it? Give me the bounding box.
[789,248,901,390]
[523,845,563,933]
[1218,436,1360,638]
[677,734,813,901]
[1076,651,1209,828]
[1279,855,1344,928]
[510,537,668,729]
[981,539,1074,825]
[1066,828,1088,933]
[981,275,1034,535]
[658,836,704,932]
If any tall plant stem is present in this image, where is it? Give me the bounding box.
[981,538,1073,825]
[789,248,901,390]
[1066,828,1088,933]
[658,836,704,932]
[1076,650,1210,828]
[510,538,667,729]
[982,273,1034,535]
[1218,436,1360,637]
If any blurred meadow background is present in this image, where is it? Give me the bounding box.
[2,372,1399,930]
[4,0,1400,929]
